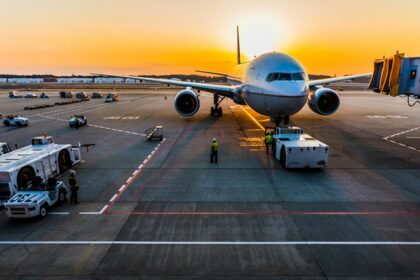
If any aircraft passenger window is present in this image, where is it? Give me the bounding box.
[279,73,291,81]
[292,73,304,80]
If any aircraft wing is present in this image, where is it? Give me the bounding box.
[92,73,240,97]
[309,73,371,87]
[195,70,241,80]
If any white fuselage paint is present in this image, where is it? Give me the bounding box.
[229,52,309,117]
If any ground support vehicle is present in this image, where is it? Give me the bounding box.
[105,92,119,102]
[69,115,87,128]
[92,92,103,98]
[40,93,50,98]
[273,127,329,169]
[59,91,73,98]
[4,180,68,218]
[9,91,22,98]
[0,135,81,207]
[75,92,88,99]
[3,115,29,127]
[24,93,37,98]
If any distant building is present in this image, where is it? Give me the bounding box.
[57,77,93,84]
[6,78,44,83]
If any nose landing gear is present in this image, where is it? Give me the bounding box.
[211,94,225,117]
[272,115,290,127]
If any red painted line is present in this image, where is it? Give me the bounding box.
[105,211,420,216]
[103,139,166,214]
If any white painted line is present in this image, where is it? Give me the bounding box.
[383,126,420,153]
[109,194,118,202]
[99,205,108,214]
[1,241,420,246]
[118,185,127,192]
[407,137,420,139]
[79,212,101,215]
[49,212,69,215]
[126,176,133,184]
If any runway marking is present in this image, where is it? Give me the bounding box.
[101,138,167,214]
[239,106,265,131]
[383,126,420,153]
[79,205,108,215]
[105,211,420,216]
[37,114,146,137]
[1,240,420,246]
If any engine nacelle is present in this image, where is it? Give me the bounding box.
[308,87,340,115]
[174,89,200,117]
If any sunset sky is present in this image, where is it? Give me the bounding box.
[1,0,419,76]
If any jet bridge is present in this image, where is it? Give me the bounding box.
[369,52,420,106]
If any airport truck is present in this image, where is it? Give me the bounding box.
[273,127,329,169]
[0,135,81,207]
[4,179,68,218]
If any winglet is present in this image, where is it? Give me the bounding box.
[236,26,241,65]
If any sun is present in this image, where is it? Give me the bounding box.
[237,16,291,60]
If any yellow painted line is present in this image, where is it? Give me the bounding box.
[239,106,265,131]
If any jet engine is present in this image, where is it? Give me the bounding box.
[308,87,340,115]
[174,89,200,117]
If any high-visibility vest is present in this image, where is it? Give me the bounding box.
[265,135,273,144]
[211,142,219,151]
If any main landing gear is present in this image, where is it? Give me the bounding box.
[272,115,290,127]
[211,94,225,117]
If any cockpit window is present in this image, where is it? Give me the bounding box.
[292,73,305,80]
[266,72,305,82]
[279,73,291,80]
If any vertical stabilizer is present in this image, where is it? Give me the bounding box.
[236,26,241,65]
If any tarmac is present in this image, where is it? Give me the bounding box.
[0,87,419,279]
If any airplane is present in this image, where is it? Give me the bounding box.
[93,26,371,126]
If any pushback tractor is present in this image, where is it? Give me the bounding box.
[0,135,81,207]
[273,127,329,169]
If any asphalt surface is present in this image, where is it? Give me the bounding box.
[0,89,419,279]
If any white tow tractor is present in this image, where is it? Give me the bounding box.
[0,135,81,207]
[4,178,68,218]
[273,127,329,169]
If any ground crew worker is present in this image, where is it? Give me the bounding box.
[73,116,79,129]
[264,132,273,154]
[210,138,219,164]
[271,132,276,153]
[68,170,79,204]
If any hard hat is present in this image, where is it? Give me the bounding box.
[212,138,216,142]
[69,170,76,176]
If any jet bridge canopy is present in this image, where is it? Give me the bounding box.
[369,52,420,99]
